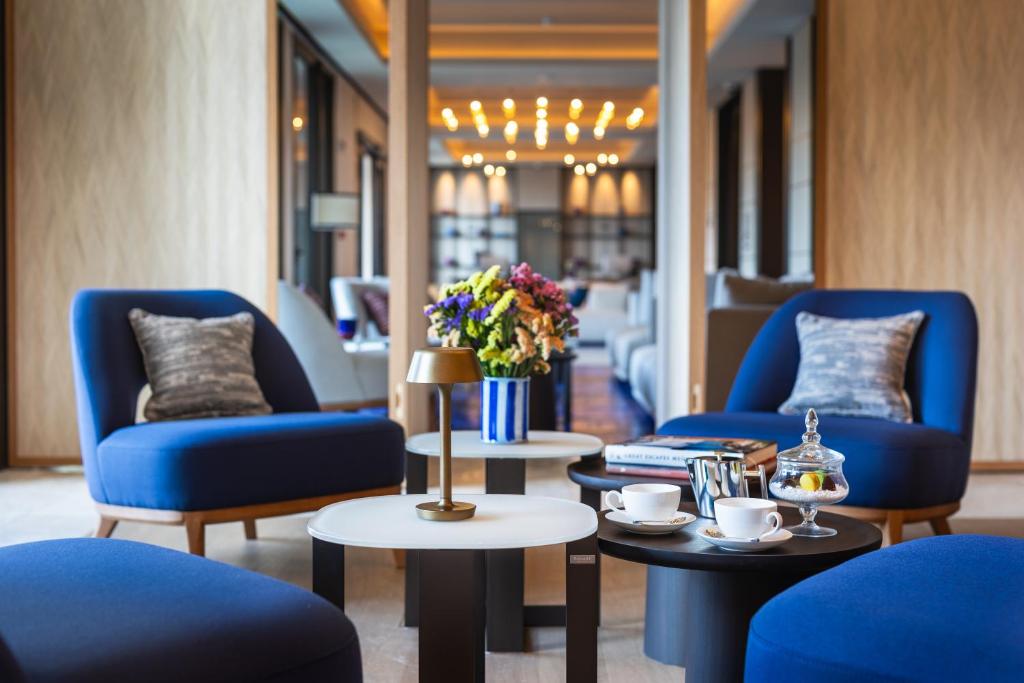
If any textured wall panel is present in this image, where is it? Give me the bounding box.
[823,0,1024,462]
[12,0,270,461]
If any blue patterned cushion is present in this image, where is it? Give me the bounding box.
[778,310,925,422]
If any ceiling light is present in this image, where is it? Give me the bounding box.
[602,101,615,112]
[506,150,517,161]
[626,107,644,130]
[565,122,580,145]
[597,153,608,165]
[536,96,548,108]
[472,152,483,164]
[608,153,619,165]
[461,154,473,167]
[477,124,489,138]
[502,98,516,118]
[585,162,597,176]
[574,164,585,176]
[536,108,547,119]
[470,100,482,112]
[504,120,518,144]
[569,98,583,120]
[563,153,575,165]
[495,166,507,177]
[593,126,606,140]
[484,164,495,177]
[292,116,304,131]
[446,119,459,132]
[441,107,454,120]
[535,119,548,130]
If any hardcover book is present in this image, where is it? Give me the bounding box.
[605,435,776,468]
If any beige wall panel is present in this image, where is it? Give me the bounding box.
[823,0,1024,462]
[12,0,271,461]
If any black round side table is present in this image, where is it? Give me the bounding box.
[598,502,882,683]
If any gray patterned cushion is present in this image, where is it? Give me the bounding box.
[128,309,272,422]
[778,310,925,423]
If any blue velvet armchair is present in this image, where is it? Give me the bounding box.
[70,289,405,556]
[660,289,978,543]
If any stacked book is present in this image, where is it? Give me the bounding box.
[604,435,777,480]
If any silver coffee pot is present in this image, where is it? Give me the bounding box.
[686,454,768,518]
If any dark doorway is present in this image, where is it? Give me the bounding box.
[359,136,387,277]
[716,91,741,270]
[290,49,334,308]
[757,68,787,278]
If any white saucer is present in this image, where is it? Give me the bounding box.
[698,525,793,552]
[606,509,696,535]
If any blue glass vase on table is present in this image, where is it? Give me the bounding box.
[425,263,578,443]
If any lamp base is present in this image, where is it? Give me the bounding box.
[416,500,476,521]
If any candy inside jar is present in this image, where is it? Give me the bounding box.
[768,409,849,537]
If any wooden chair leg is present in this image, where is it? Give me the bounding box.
[95,517,118,539]
[929,516,952,536]
[185,517,206,556]
[243,519,257,540]
[883,510,904,545]
[392,549,406,569]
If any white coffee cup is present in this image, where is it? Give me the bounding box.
[605,483,681,522]
[714,497,783,540]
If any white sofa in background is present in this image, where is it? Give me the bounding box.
[573,281,632,345]
[277,281,388,409]
[607,270,655,381]
[329,276,389,342]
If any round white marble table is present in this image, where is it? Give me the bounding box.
[404,431,604,652]
[308,494,599,683]
[405,430,604,461]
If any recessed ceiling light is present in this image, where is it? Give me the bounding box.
[574,164,585,176]
[585,162,597,176]
[472,152,483,164]
[563,153,575,165]
[484,164,495,176]
[502,98,515,118]
[292,116,304,131]
[469,100,482,112]
[536,96,549,108]
[461,154,472,167]
[608,153,619,165]
[506,150,517,161]
[597,153,608,165]
[593,126,606,140]
[495,166,507,177]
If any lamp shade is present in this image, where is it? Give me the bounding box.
[406,347,483,385]
[310,192,359,230]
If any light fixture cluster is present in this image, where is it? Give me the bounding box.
[469,100,489,138]
[567,152,620,176]
[441,108,459,132]
[594,101,614,141]
[460,154,508,177]
[534,96,549,149]
[625,107,645,130]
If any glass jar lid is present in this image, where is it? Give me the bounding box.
[778,409,845,465]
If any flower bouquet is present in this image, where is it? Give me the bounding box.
[425,263,578,442]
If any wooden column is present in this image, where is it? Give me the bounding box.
[387,0,431,434]
[655,0,706,424]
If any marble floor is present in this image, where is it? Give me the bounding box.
[2,360,1022,681]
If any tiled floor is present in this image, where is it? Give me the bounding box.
[1,357,1022,681]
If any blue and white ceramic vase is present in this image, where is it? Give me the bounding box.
[480,376,530,444]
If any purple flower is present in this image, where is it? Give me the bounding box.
[469,304,494,321]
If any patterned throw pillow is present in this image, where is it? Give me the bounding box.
[361,289,390,336]
[778,310,926,423]
[128,309,272,422]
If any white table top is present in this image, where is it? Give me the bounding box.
[406,430,604,459]
[308,494,598,550]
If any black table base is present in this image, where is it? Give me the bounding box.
[313,533,598,682]
[406,449,584,652]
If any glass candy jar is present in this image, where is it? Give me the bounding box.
[769,409,849,537]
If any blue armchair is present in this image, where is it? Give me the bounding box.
[70,289,405,556]
[660,289,978,543]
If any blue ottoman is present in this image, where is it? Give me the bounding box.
[0,539,362,682]
[745,535,1024,682]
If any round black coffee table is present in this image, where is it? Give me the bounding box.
[567,456,698,509]
[598,502,882,683]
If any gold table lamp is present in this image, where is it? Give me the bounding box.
[406,347,484,521]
